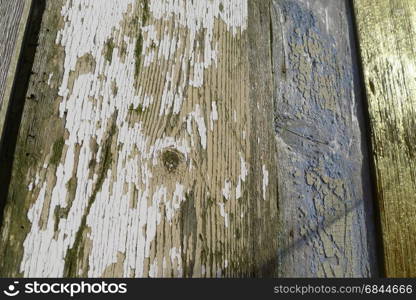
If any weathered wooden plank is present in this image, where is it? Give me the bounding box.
[247,0,280,276]
[0,0,32,141]
[353,0,416,277]
[0,0,279,277]
[271,0,378,277]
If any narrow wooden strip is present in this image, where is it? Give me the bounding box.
[271,0,378,277]
[353,0,416,277]
[0,0,32,141]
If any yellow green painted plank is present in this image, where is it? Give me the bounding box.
[353,0,416,277]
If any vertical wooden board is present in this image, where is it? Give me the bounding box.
[353,0,416,277]
[0,0,279,277]
[0,0,32,140]
[271,0,378,277]
[247,0,280,277]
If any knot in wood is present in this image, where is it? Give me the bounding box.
[162,149,182,173]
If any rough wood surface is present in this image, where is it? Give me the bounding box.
[0,0,279,278]
[0,0,32,140]
[0,0,388,279]
[353,0,416,277]
[271,0,378,277]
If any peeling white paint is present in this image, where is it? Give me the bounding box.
[262,164,269,201]
[186,104,207,150]
[147,0,247,114]
[166,183,185,222]
[210,101,218,130]
[21,0,142,277]
[236,153,248,199]
[218,202,229,228]
[28,173,41,192]
[169,247,183,277]
[47,73,53,86]
[20,0,248,278]
[149,0,247,36]
[222,179,231,201]
[149,260,158,278]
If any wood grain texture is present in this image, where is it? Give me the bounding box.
[353,0,416,277]
[0,0,279,278]
[0,0,32,140]
[271,0,378,277]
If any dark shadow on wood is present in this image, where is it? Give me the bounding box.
[345,0,385,278]
[0,0,46,227]
[276,199,370,276]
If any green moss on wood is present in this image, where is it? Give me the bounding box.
[142,0,150,24]
[134,33,143,79]
[128,103,144,114]
[104,38,115,63]
[134,0,151,81]
[111,80,118,96]
[206,197,214,207]
[50,137,65,165]
[63,115,117,277]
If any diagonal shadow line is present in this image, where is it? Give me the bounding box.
[277,199,364,262]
